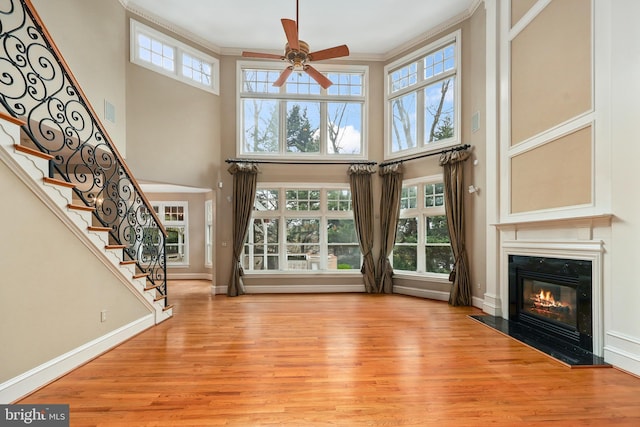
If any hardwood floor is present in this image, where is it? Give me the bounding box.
[19,280,640,426]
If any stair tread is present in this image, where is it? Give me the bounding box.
[0,112,26,126]
[14,144,53,161]
[133,273,149,279]
[120,260,137,265]
[144,284,162,291]
[68,203,95,212]
[162,304,174,312]
[88,226,111,232]
[43,177,75,188]
[154,295,167,302]
[105,244,126,249]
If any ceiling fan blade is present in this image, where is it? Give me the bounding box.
[281,18,299,51]
[242,51,285,60]
[273,67,293,87]
[308,45,350,61]
[304,65,333,89]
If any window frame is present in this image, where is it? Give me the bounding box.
[237,61,369,160]
[130,19,220,95]
[392,176,453,279]
[383,30,461,161]
[204,199,213,268]
[152,201,190,267]
[244,183,362,273]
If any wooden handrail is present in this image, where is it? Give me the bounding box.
[23,0,167,237]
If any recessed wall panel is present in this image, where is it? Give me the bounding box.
[511,126,592,213]
[511,0,538,28]
[511,0,591,146]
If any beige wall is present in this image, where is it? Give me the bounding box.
[511,0,538,26]
[0,159,150,382]
[511,126,592,213]
[125,13,221,190]
[31,0,128,155]
[511,0,591,146]
[508,0,592,214]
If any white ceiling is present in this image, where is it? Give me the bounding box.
[122,0,479,59]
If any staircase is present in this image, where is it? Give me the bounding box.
[0,0,171,322]
[0,114,172,323]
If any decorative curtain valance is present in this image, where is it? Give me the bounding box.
[227,162,259,297]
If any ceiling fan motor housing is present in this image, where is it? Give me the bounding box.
[285,40,310,70]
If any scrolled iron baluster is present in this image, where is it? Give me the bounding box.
[0,0,167,305]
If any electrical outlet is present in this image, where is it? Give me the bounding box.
[477,283,481,290]
[101,310,107,322]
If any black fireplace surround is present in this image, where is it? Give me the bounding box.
[509,255,593,353]
[471,255,608,366]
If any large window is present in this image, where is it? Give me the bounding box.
[244,186,361,272]
[392,178,454,275]
[238,62,368,159]
[151,201,189,267]
[130,19,219,94]
[384,31,460,159]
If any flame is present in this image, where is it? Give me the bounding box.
[538,289,555,303]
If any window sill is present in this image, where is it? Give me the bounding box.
[393,271,451,284]
[244,270,362,279]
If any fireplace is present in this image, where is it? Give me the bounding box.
[509,255,593,353]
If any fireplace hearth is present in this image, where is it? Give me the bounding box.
[471,255,609,367]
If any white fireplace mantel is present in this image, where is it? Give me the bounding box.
[490,217,608,357]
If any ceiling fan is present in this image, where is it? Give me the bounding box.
[241,0,350,89]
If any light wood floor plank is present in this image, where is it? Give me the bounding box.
[19,280,640,426]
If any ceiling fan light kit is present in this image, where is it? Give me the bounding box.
[242,1,350,89]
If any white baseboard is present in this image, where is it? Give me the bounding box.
[604,331,640,377]
[471,295,484,310]
[0,314,154,404]
[482,292,502,316]
[393,286,450,301]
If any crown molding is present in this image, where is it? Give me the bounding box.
[120,0,482,62]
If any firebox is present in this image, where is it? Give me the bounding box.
[509,255,593,353]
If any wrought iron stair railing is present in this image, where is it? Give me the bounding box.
[0,0,168,305]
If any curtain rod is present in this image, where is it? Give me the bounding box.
[378,144,471,167]
[225,158,377,166]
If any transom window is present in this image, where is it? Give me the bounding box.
[392,178,453,275]
[130,19,219,94]
[238,62,368,159]
[244,186,361,272]
[137,34,174,72]
[384,31,460,160]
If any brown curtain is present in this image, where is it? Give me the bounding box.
[227,162,259,297]
[348,164,376,293]
[439,149,472,306]
[376,163,404,294]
